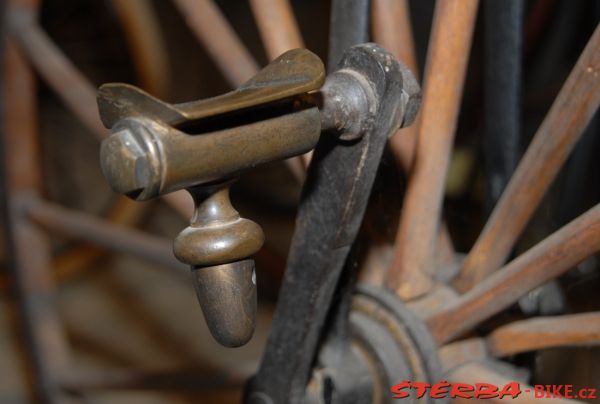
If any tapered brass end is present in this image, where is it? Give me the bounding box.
[191,259,257,347]
[173,183,264,347]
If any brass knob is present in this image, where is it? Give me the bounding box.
[98,49,323,348]
[174,183,263,347]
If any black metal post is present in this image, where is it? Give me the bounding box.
[483,0,523,215]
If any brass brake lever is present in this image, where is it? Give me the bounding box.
[97,47,418,348]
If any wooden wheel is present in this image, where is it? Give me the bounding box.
[2,0,599,403]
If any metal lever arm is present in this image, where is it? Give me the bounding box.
[247,43,420,403]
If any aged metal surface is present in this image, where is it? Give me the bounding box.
[98,48,325,128]
[101,108,320,200]
[483,0,523,214]
[342,285,442,404]
[328,0,370,69]
[99,49,324,202]
[174,184,264,267]
[247,44,420,404]
[455,22,600,291]
[248,0,312,170]
[174,184,263,347]
[304,284,442,404]
[190,259,257,348]
[99,48,325,348]
[172,0,309,181]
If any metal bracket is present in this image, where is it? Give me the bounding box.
[246,43,420,404]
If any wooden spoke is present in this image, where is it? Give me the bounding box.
[373,0,456,285]
[172,0,259,87]
[248,0,311,172]
[372,0,418,172]
[8,9,106,139]
[58,367,246,392]
[7,9,194,275]
[387,0,479,300]
[27,198,188,274]
[447,362,581,403]
[4,2,70,399]
[437,338,488,371]
[172,0,307,181]
[111,0,170,98]
[52,197,151,281]
[51,0,169,279]
[427,204,600,345]
[249,0,303,60]
[454,23,600,291]
[486,312,600,357]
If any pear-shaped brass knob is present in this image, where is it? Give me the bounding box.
[173,183,263,347]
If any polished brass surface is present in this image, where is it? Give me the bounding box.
[100,107,321,201]
[97,45,413,349]
[97,48,325,128]
[98,49,325,348]
[174,184,263,347]
[191,259,257,348]
[174,185,264,267]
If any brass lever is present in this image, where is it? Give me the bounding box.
[97,45,419,348]
[98,49,325,347]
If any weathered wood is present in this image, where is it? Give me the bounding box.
[27,199,188,274]
[438,338,488,372]
[454,23,600,291]
[172,0,259,87]
[8,12,194,275]
[372,0,418,172]
[8,9,106,138]
[248,0,310,172]
[387,0,479,300]
[52,197,150,280]
[448,362,580,403]
[249,0,303,61]
[173,0,307,181]
[111,0,170,97]
[487,312,600,357]
[59,367,246,392]
[428,204,600,344]
[4,2,70,399]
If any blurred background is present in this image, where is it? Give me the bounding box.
[1,0,599,402]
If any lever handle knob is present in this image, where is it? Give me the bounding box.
[174,182,263,347]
